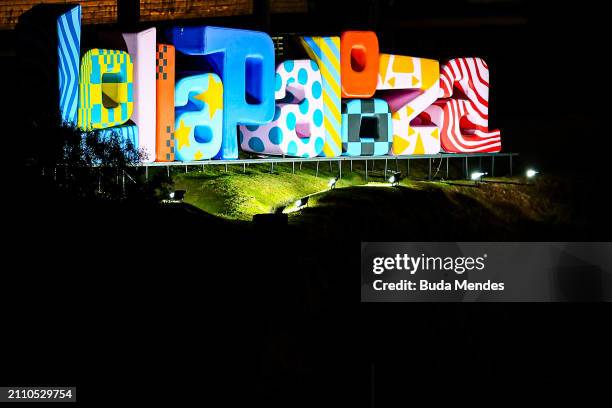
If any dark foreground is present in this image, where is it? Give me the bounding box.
[3,172,611,406]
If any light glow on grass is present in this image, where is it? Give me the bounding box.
[172,165,364,219]
[471,171,487,181]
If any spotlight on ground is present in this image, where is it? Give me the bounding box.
[470,171,487,182]
[295,196,310,209]
[163,190,186,204]
[388,171,402,186]
[526,169,539,179]
[328,176,339,189]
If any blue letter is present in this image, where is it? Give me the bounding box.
[168,26,275,159]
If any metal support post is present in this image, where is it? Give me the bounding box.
[446,157,449,179]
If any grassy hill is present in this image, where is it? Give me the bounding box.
[172,161,365,220]
[163,160,600,241]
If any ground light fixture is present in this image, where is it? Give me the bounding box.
[526,169,539,178]
[163,190,186,204]
[295,196,310,209]
[389,171,402,186]
[470,171,487,181]
[174,190,186,201]
[328,176,339,189]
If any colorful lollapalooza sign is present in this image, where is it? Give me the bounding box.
[18,4,501,163]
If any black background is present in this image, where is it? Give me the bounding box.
[1,1,611,406]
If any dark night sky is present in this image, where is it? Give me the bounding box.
[285,1,607,174]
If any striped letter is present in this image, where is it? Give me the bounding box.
[16,4,81,126]
[424,58,501,153]
[300,36,342,157]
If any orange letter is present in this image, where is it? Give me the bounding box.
[156,44,175,162]
[340,31,379,99]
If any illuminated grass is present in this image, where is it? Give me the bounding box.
[171,162,366,220]
[165,161,584,240]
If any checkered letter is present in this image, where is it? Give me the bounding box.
[156,44,176,162]
[341,99,392,156]
[77,49,133,131]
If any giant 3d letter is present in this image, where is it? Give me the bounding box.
[17,4,81,125]
[174,74,224,161]
[341,99,392,156]
[340,31,379,98]
[123,28,157,161]
[377,54,441,155]
[168,26,275,159]
[156,44,175,162]
[424,58,501,153]
[239,60,325,157]
[300,36,342,157]
[57,5,81,125]
[77,49,134,131]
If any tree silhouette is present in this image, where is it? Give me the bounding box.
[24,119,170,203]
